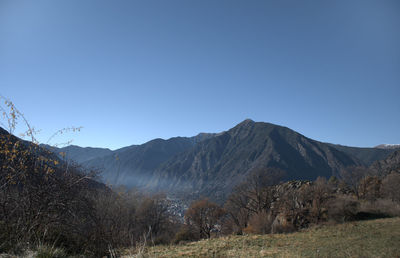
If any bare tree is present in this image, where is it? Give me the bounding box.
[185,199,226,239]
[358,176,381,201]
[340,166,370,198]
[224,167,285,233]
[381,172,400,203]
[310,177,331,222]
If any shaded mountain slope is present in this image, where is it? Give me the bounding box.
[0,127,106,190]
[45,145,113,164]
[370,150,400,175]
[147,120,361,200]
[42,120,398,202]
[327,144,398,166]
[83,133,216,187]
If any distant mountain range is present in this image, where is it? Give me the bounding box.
[44,120,399,201]
[374,144,400,150]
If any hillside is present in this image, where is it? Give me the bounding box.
[327,144,398,166]
[83,133,215,186]
[370,150,400,175]
[130,217,400,257]
[44,120,398,201]
[147,120,361,200]
[44,144,113,164]
[0,127,106,191]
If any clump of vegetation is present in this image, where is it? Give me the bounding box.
[218,164,400,236]
[184,199,226,239]
[173,225,200,244]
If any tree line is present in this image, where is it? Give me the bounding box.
[181,166,400,241]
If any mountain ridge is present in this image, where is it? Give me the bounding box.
[146,120,362,200]
[40,120,399,201]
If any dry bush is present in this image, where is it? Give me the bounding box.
[381,172,400,203]
[243,211,273,234]
[0,158,105,256]
[276,186,311,230]
[136,195,180,245]
[92,190,180,253]
[326,195,360,222]
[358,176,381,201]
[91,188,138,252]
[173,225,200,244]
[309,177,331,223]
[223,200,251,235]
[271,222,296,234]
[340,166,371,198]
[223,167,284,234]
[359,199,400,218]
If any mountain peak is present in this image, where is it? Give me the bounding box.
[235,119,255,128]
[229,119,257,134]
[241,118,255,124]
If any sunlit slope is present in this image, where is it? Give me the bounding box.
[134,217,400,258]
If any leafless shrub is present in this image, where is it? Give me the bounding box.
[224,167,285,234]
[381,172,400,203]
[358,176,381,201]
[340,166,371,198]
[359,199,400,218]
[271,220,296,234]
[243,211,273,234]
[185,199,226,239]
[173,225,200,244]
[327,195,360,222]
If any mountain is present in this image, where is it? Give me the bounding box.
[145,119,362,200]
[43,120,398,201]
[44,145,113,164]
[326,144,398,166]
[374,144,400,150]
[82,133,216,187]
[370,150,400,175]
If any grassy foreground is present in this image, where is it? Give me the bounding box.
[127,217,400,258]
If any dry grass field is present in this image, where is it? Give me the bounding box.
[125,217,400,258]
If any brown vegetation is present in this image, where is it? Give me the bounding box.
[184,199,226,239]
[221,166,400,236]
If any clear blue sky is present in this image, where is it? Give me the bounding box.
[1,0,399,149]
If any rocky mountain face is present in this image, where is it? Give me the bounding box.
[82,134,216,187]
[326,144,398,166]
[370,150,400,175]
[42,120,398,201]
[146,120,361,200]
